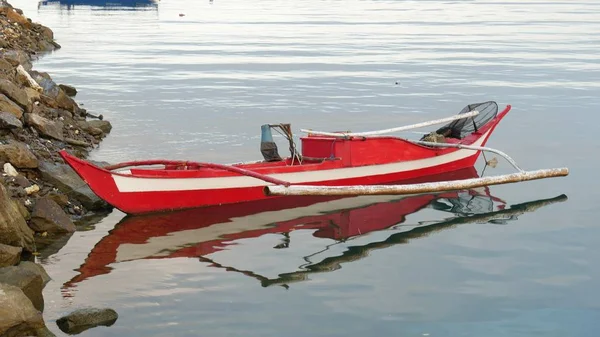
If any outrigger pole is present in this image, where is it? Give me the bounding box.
[264,141,569,197]
[264,168,569,197]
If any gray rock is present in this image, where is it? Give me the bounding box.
[0,182,35,252]
[0,283,52,337]
[87,120,112,134]
[56,89,76,112]
[38,161,110,211]
[0,78,29,109]
[30,71,59,97]
[0,49,32,71]
[12,175,31,188]
[0,265,44,311]
[17,261,51,287]
[56,308,118,335]
[0,111,23,129]
[0,243,22,267]
[76,120,103,136]
[24,113,64,141]
[30,197,76,234]
[58,84,77,97]
[0,140,38,168]
[0,93,24,119]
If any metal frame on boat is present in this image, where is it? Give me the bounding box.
[59,101,569,215]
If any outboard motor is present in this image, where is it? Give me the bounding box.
[260,124,282,162]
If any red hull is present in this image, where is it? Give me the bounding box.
[59,104,511,214]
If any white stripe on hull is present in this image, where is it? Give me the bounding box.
[112,131,489,193]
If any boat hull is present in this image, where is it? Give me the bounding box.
[59,105,510,214]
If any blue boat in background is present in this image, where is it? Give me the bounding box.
[38,0,158,9]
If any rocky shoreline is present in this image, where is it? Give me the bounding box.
[1,1,116,335]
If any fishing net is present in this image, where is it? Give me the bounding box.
[420,101,499,142]
[436,101,499,139]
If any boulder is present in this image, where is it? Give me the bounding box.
[77,120,103,136]
[24,113,64,141]
[56,89,76,112]
[0,182,35,251]
[37,25,54,40]
[30,197,76,234]
[58,84,77,97]
[30,71,59,97]
[38,161,110,211]
[0,111,23,129]
[0,284,54,337]
[0,244,22,268]
[56,308,118,335]
[0,58,14,76]
[17,261,51,287]
[0,265,44,311]
[0,79,29,109]
[0,49,32,71]
[87,120,112,134]
[0,93,24,119]
[0,141,39,168]
[23,87,40,104]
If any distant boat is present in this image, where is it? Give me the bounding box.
[61,166,567,290]
[60,101,568,214]
[38,0,158,9]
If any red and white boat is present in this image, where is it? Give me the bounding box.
[59,101,568,215]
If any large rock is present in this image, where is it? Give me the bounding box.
[30,71,59,97]
[0,49,32,71]
[77,120,103,136]
[0,93,24,119]
[38,161,110,211]
[24,113,64,141]
[0,182,35,252]
[0,283,53,337]
[0,141,38,168]
[0,79,29,109]
[58,84,76,97]
[17,261,51,287]
[0,265,44,311]
[23,88,40,105]
[0,58,14,77]
[0,244,22,268]
[56,308,118,335]
[0,111,23,129]
[56,90,76,112]
[87,120,112,134]
[30,197,76,234]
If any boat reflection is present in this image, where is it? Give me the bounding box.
[64,167,567,290]
[38,0,158,10]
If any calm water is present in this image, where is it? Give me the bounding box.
[10,0,600,336]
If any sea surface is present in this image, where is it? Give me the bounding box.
[9,0,600,336]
